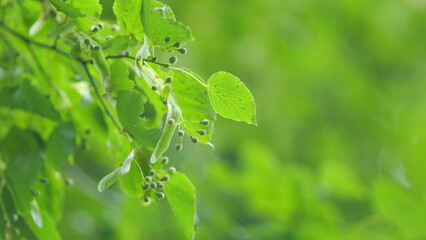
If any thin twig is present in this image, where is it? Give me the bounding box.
[106,54,135,60]
[0,21,86,64]
[81,63,123,133]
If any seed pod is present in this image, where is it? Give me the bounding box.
[4,219,11,228]
[106,35,114,40]
[169,56,178,64]
[178,48,187,55]
[142,183,150,191]
[14,228,20,235]
[178,130,185,137]
[151,85,158,91]
[145,176,152,182]
[4,232,10,239]
[162,98,167,105]
[175,143,182,151]
[165,37,170,43]
[111,24,120,31]
[200,119,209,125]
[31,189,40,197]
[168,118,175,125]
[173,42,181,48]
[197,130,206,136]
[143,195,151,203]
[157,182,164,189]
[90,25,100,33]
[191,136,199,143]
[98,23,104,29]
[148,169,156,176]
[83,38,91,45]
[39,177,49,184]
[168,167,176,173]
[11,214,18,222]
[165,76,173,83]
[161,156,169,164]
[92,45,101,51]
[150,182,157,189]
[156,192,165,199]
[89,58,96,65]
[161,175,170,181]
[65,178,74,186]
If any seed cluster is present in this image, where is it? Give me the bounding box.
[141,165,172,203]
[2,213,23,240]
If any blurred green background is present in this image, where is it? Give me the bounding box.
[4,0,426,239]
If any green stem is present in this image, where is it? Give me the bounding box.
[82,63,123,133]
[169,67,208,87]
[0,21,87,64]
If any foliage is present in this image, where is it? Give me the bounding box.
[0,0,256,239]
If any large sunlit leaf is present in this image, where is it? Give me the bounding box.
[170,69,216,144]
[207,72,257,125]
[113,0,144,40]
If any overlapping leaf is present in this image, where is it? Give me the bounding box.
[116,90,161,148]
[142,0,193,49]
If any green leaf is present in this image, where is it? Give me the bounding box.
[3,128,41,214]
[72,0,102,18]
[100,36,138,55]
[164,172,196,240]
[46,123,76,169]
[113,0,144,40]
[0,79,61,121]
[110,60,134,95]
[98,150,134,192]
[24,208,61,240]
[49,0,85,18]
[142,0,193,50]
[35,166,65,221]
[116,90,161,148]
[171,69,216,144]
[119,161,144,197]
[207,72,257,125]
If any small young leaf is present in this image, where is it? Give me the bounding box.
[141,0,193,50]
[98,150,135,192]
[207,72,257,125]
[164,172,196,240]
[49,0,85,18]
